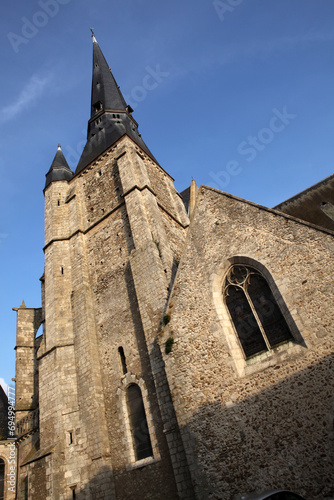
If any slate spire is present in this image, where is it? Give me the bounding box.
[45,144,74,188]
[90,34,128,116]
[75,34,156,174]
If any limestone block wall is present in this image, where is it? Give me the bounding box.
[43,240,73,351]
[70,137,187,498]
[44,180,71,244]
[160,186,334,500]
[17,135,192,499]
[14,306,42,412]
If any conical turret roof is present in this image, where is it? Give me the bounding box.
[45,144,74,188]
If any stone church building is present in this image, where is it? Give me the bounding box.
[13,36,334,499]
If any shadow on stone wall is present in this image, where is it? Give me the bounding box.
[59,353,334,500]
[19,355,334,500]
[182,352,334,500]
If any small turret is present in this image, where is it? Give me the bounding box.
[45,144,73,189]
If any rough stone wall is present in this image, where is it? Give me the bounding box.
[145,156,189,227]
[159,207,187,268]
[41,173,115,498]
[71,136,190,498]
[15,306,42,412]
[275,173,334,231]
[27,458,47,499]
[160,186,334,500]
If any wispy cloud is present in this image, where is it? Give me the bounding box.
[171,30,334,81]
[0,73,52,124]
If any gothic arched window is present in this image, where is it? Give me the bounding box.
[126,384,153,461]
[224,265,293,358]
[0,458,5,500]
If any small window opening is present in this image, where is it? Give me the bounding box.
[118,346,127,375]
[24,476,28,500]
[93,101,103,113]
[61,267,64,275]
[68,431,73,445]
[57,200,60,206]
[71,487,76,499]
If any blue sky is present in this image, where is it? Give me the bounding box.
[0,0,333,392]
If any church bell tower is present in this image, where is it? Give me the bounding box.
[14,34,195,499]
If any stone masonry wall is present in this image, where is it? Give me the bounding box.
[160,186,334,500]
[73,137,187,499]
[31,136,193,499]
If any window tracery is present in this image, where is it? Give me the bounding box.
[223,265,293,358]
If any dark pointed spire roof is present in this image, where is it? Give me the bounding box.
[90,34,127,115]
[45,144,74,188]
[75,35,157,174]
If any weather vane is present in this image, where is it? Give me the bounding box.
[90,27,95,36]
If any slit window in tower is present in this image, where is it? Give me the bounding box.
[118,346,127,375]
[24,476,28,500]
[67,431,73,445]
[126,384,153,461]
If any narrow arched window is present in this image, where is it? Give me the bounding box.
[126,384,153,461]
[0,458,5,500]
[224,265,293,358]
[118,347,127,375]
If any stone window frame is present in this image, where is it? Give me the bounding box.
[116,373,160,470]
[211,255,305,377]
